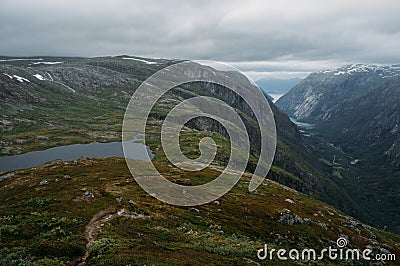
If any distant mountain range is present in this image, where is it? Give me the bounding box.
[255,77,302,95]
[276,64,400,121]
[276,64,400,233]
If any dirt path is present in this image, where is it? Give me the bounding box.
[85,207,118,242]
[75,207,149,266]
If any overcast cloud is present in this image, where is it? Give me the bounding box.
[1,0,399,78]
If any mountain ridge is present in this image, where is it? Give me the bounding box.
[276,64,400,233]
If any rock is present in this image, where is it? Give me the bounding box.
[183,179,191,185]
[317,221,328,230]
[15,139,26,144]
[128,200,137,205]
[73,160,78,166]
[213,200,220,206]
[278,209,311,225]
[250,189,259,195]
[1,119,13,126]
[115,197,123,203]
[39,180,49,186]
[1,147,13,154]
[342,219,361,233]
[45,159,63,165]
[189,207,200,213]
[0,173,14,181]
[285,198,295,204]
[84,191,94,198]
[37,135,49,141]
[63,175,71,179]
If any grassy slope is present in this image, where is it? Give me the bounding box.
[1,157,399,265]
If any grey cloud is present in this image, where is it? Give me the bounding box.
[1,0,399,76]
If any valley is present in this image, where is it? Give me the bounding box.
[0,57,399,264]
[277,64,400,234]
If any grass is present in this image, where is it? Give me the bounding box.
[0,157,399,265]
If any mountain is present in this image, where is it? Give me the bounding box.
[1,57,399,264]
[276,64,400,233]
[0,57,321,190]
[317,76,400,167]
[275,64,400,168]
[276,64,400,122]
[256,77,302,95]
[0,56,359,213]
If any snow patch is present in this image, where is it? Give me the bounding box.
[334,71,346,76]
[0,58,43,62]
[33,74,45,80]
[32,61,63,65]
[13,75,30,83]
[5,75,30,83]
[122,57,158,64]
[3,73,12,79]
[325,64,400,78]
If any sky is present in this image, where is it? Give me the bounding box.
[1,0,400,79]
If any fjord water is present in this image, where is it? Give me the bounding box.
[289,117,315,129]
[0,141,154,172]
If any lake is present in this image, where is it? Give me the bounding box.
[0,141,154,173]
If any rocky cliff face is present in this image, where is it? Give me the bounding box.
[277,64,400,122]
[319,76,400,168]
[277,64,400,168]
[276,64,400,233]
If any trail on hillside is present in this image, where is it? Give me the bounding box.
[75,207,149,266]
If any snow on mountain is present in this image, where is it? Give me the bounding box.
[3,73,31,83]
[321,64,400,78]
[122,57,159,64]
[32,61,63,65]
[33,74,46,80]
[0,58,43,62]
[3,73,13,79]
[13,75,30,83]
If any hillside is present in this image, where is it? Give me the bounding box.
[0,57,399,264]
[1,157,399,265]
[0,56,347,204]
[276,64,400,233]
[276,64,400,122]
